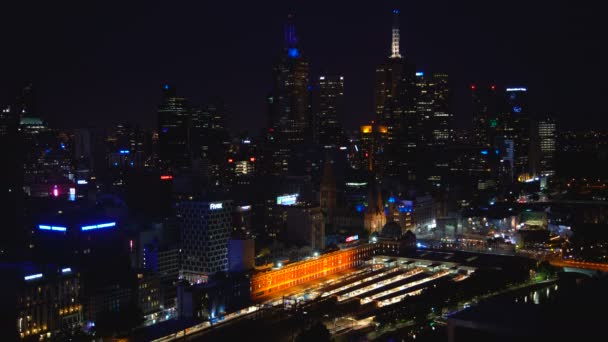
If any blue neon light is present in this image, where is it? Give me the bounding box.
[513,106,522,113]
[60,142,65,150]
[77,180,88,185]
[38,225,67,232]
[481,150,489,155]
[287,47,300,58]
[162,127,169,133]
[388,197,396,203]
[398,206,412,213]
[81,222,116,231]
[506,87,527,92]
[61,267,72,273]
[393,9,399,14]
[164,84,169,90]
[24,273,43,281]
[356,204,365,213]
[415,71,424,77]
[119,150,130,154]
[495,149,500,155]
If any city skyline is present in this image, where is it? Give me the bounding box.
[1,0,605,131]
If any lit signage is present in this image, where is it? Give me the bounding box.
[239,205,251,211]
[61,267,72,274]
[506,87,527,92]
[24,273,43,281]
[210,203,223,210]
[339,146,347,150]
[38,225,67,232]
[345,235,359,242]
[415,71,424,76]
[77,180,88,185]
[481,150,489,155]
[243,139,251,144]
[81,222,116,231]
[119,150,130,154]
[160,175,173,180]
[276,194,298,206]
[69,187,76,201]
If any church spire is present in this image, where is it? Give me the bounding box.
[390,9,402,59]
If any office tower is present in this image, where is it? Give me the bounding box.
[157,84,191,169]
[3,264,82,340]
[178,200,233,284]
[265,15,310,175]
[374,9,417,179]
[285,205,325,251]
[315,75,344,146]
[359,123,388,172]
[501,87,531,178]
[471,84,499,147]
[270,14,310,145]
[416,72,453,147]
[538,115,557,177]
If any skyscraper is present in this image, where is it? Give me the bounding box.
[416,72,453,148]
[374,9,417,179]
[471,84,499,147]
[538,115,557,177]
[501,87,531,178]
[315,75,344,147]
[157,84,191,169]
[267,14,311,175]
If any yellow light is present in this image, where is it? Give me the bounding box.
[361,125,372,134]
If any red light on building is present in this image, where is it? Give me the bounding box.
[365,152,369,157]
[491,85,496,90]
[160,175,173,180]
[470,85,476,90]
[228,158,234,163]
[250,157,256,162]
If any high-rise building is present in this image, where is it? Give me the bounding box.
[157,84,191,169]
[501,87,531,178]
[178,200,233,284]
[374,9,417,179]
[266,14,310,175]
[315,75,344,146]
[471,84,500,147]
[359,123,388,172]
[416,72,453,147]
[538,115,557,177]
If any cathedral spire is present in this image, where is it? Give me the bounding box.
[390,9,402,59]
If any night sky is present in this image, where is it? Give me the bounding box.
[1,0,606,133]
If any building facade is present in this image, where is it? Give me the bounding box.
[178,200,233,284]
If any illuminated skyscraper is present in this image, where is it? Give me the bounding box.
[315,75,344,146]
[157,84,191,169]
[267,14,310,175]
[538,115,557,177]
[501,87,531,178]
[416,72,453,147]
[374,9,417,179]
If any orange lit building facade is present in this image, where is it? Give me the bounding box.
[251,244,375,299]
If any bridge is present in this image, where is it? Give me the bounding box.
[548,259,608,276]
